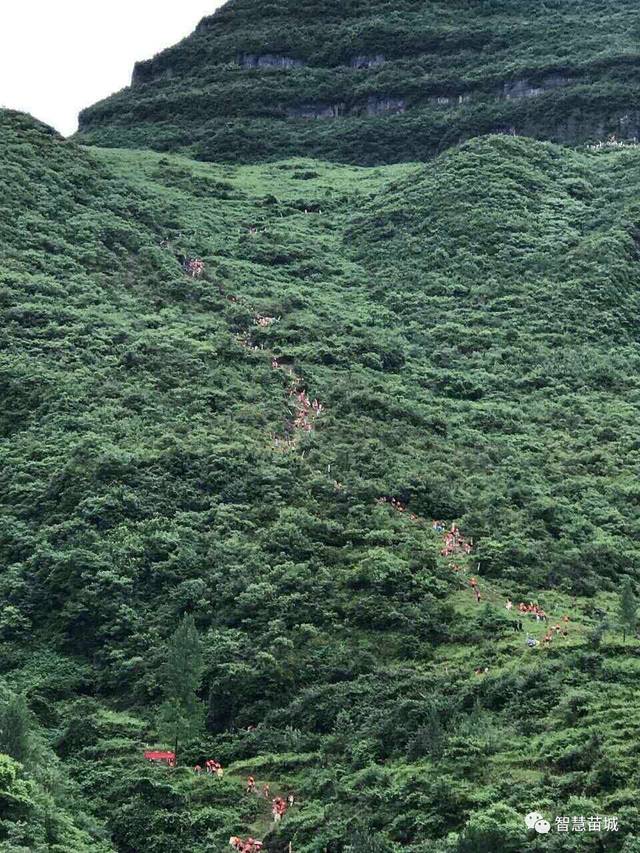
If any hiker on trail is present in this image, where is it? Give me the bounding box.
[262,783,270,799]
[287,792,295,808]
[526,635,537,647]
[247,776,256,794]
[194,765,202,773]
[505,599,513,611]
[475,587,481,603]
[272,796,287,822]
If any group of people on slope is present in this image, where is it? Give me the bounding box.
[441,524,473,557]
[246,776,295,821]
[506,600,571,646]
[193,759,223,776]
[255,314,278,328]
[184,257,205,278]
[508,600,548,621]
[377,496,421,523]
[290,388,323,433]
[230,837,263,852]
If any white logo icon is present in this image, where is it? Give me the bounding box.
[525,812,544,829]
[534,819,551,834]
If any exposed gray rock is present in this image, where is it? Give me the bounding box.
[132,62,175,86]
[366,96,406,116]
[502,74,571,99]
[239,53,306,69]
[286,103,346,119]
[350,54,385,69]
[429,93,473,107]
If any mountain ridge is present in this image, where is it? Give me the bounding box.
[77,0,640,163]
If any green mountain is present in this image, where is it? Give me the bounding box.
[77,0,640,164]
[4,2,640,851]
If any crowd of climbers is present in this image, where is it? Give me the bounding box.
[229,305,325,449]
[230,838,263,852]
[376,496,421,523]
[513,601,548,621]
[255,314,278,328]
[184,257,205,278]
[290,389,323,433]
[376,504,576,652]
[505,600,571,646]
[246,778,294,810]
[193,759,224,776]
[440,524,473,557]
[588,134,639,150]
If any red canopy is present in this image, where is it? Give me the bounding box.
[144,750,175,761]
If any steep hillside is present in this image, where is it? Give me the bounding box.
[77,0,640,163]
[4,106,640,851]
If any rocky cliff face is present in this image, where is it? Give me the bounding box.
[78,0,640,164]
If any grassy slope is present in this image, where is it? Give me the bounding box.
[76,0,640,164]
[3,110,640,851]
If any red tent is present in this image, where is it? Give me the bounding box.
[144,750,176,765]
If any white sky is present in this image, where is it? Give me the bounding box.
[0,1,225,136]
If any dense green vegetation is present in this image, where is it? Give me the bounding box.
[77,0,640,164]
[4,98,640,850]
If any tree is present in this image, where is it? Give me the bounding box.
[618,577,637,643]
[157,615,204,763]
[0,694,31,764]
[456,804,528,853]
[346,829,393,852]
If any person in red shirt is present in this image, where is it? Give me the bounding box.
[246,776,256,794]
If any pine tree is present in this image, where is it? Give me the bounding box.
[618,577,638,643]
[157,614,204,763]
